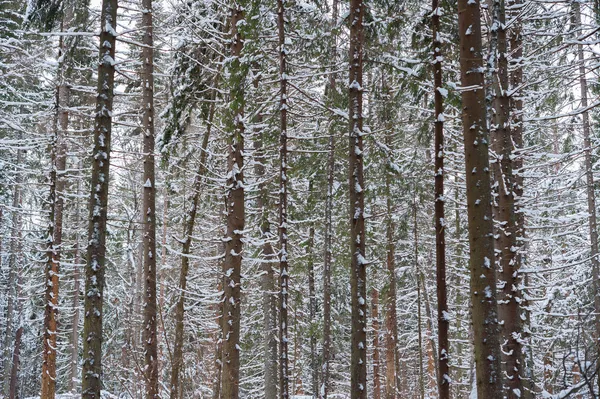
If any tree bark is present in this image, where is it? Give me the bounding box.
[348,0,367,396]
[432,0,449,397]
[220,5,245,398]
[322,1,338,397]
[141,0,158,395]
[383,129,399,399]
[277,0,290,397]
[574,4,600,392]
[456,0,503,397]
[372,289,381,399]
[81,0,117,394]
[41,81,69,399]
[490,1,526,398]
[70,167,82,393]
[8,326,23,399]
[2,151,22,397]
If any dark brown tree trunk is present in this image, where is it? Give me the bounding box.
[456,0,503,397]
[307,224,317,397]
[81,0,117,394]
[372,289,381,399]
[41,81,69,399]
[383,130,399,399]
[574,4,600,391]
[220,5,245,398]
[490,1,525,398]
[2,152,22,397]
[322,1,338,397]
[70,170,82,393]
[8,327,23,399]
[349,0,367,396]
[432,0,449,397]
[277,0,289,396]
[141,0,158,395]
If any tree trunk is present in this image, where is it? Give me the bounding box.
[383,130,399,399]
[307,223,318,397]
[574,4,600,391]
[349,0,367,396]
[322,1,338,397]
[170,83,217,399]
[70,169,82,393]
[220,5,245,398]
[2,151,22,397]
[432,0,449,397]
[253,75,278,399]
[456,0,503,397]
[81,0,117,394]
[41,80,69,399]
[277,1,290,397]
[372,289,381,399]
[8,326,23,399]
[490,1,525,398]
[141,0,158,395]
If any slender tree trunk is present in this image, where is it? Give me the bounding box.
[348,0,367,396]
[41,79,69,399]
[141,0,158,395]
[372,289,381,399]
[170,86,217,399]
[432,0,449,397]
[220,5,245,398]
[81,0,117,394]
[322,1,338,397]
[2,152,22,397]
[252,75,278,399]
[415,203,425,399]
[307,223,318,397]
[8,326,23,399]
[490,1,525,398]
[383,131,399,399]
[70,173,82,393]
[574,5,600,389]
[457,0,503,397]
[277,0,290,396]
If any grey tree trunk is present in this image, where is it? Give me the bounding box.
[141,0,158,395]
[348,0,367,396]
[81,0,117,394]
[456,0,503,397]
[220,5,246,398]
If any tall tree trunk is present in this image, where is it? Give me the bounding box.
[456,0,503,397]
[141,0,158,395]
[277,0,290,397]
[170,85,217,399]
[253,75,278,399]
[322,0,338,396]
[574,4,600,390]
[383,131,399,399]
[81,0,117,394]
[2,151,22,397]
[349,0,367,396]
[220,5,245,398]
[307,223,318,397]
[70,169,82,393]
[432,0,449,397]
[41,80,69,399]
[8,326,23,399]
[372,289,381,399]
[490,1,525,398]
